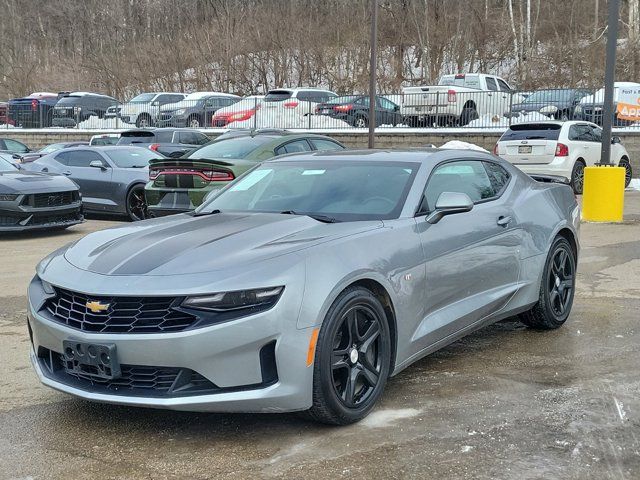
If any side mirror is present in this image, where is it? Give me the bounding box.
[611,136,621,144]
[151,100,160,106]
[425,191,473,224]
[89,160,106,169]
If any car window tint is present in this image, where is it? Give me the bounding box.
[501,123,561,141]
[4,139,28,152]
[378,97,397,110]
[423,160,496,212]
[589,125,602,143]
[66,150,104,167]
[54,152,71,165]
[309,138,344,151]
[485,77,498,91]
[179,131,206,145]
[281,139,312,154]
[569,124,593,141]
[156,131,174,143]
[483,162,511,194]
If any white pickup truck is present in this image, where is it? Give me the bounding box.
[401,73,521,126]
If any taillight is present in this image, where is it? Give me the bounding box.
[283,101,299,109]
[149,167,234,182]
[334,104,353,112]
[493,143,499,155]
[149,168,160,180]
[149,144,160,152]
[555,143,569,157]
[31,99,38,111]
[201,170,235,181]
[447,89,457,103]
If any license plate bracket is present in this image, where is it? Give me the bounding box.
[518,145,533,154]
[62,340,121,380]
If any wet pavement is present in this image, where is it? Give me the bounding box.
[1,196,639,480]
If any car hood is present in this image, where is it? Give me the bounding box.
[511,102,569,112]
[120,103,151,114]
[62,212,382,276]
[160,100,191,111]
[0,171,77,194]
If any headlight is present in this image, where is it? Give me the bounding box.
[174,109,186,116]
[182,286,284,313]
[40,278,55,294]
[0,194,18,201]
[539,105,558,114]
[73,106,81,114]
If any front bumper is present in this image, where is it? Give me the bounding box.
[52,117,78,128]
[0,203,83,232]
[27,275,314,413]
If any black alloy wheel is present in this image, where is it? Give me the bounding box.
[571,160,585,194]
[309,286,391,425]
[520,236,576,329]
[126,185,148,221]
[619,159,632,188]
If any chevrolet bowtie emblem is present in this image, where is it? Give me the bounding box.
[86,300,109,313]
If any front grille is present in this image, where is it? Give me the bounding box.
[38,348,218,397]
[23,191,77,208]
[0,216,18,226]
[30,211,81,226]
[44,287,199,333]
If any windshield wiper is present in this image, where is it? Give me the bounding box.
[280,210,339,223]
[193,209,221,217]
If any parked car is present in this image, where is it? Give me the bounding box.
[212,95,264,127]
[28,149,580,424]
[145,131,345,216]
[109,92,186,128]
[262,88,337,116]
[0,138,31,154]
[19,142,89,163]
[507,89,590,121]
[51,92,119,128]
[89,134,120,146]
[574,82,640,126]
[316,95,402,127]
[401,73,522,126]
[25,146,159,220]
[156,92,240,128]
[116,128,210,157]
[0,153,83,231]
[7,92,64,128]
[0,102,7,124]
[494,120,632,193]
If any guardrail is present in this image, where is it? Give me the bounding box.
[1,88,636,130]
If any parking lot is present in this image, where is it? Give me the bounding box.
[0,193,637,479]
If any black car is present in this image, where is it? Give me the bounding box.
[51,92,119,128]
[316,95,402,127]
[0,138,31,154]
[507,89,590,121]
[19,142,89,163]
[0,152,83,232]
[7,92,65,128]
[156,92,240,128]
[116,128,210,157]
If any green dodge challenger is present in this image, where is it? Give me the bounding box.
[145,130,345,216]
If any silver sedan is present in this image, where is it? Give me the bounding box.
[28,149,580,424]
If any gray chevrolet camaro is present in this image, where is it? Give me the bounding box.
[28,149,580,424]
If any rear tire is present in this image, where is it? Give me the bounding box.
[519,236,576,330]
[353,116,368,128]
[136,114,152,128]
[308,286,391,425]
[619,158,632,188]
[188,115,202,128]
[570,160,585,194]
[126,185,148,221]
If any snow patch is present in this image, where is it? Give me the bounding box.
[627,178,640,191]
[440,140,488,152]
[467,112,553,128]
[359,408,421,428]
[77,116,128,129]
[461,445,474,453]
[228,109,351,129]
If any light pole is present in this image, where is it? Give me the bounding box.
[599,0,620,165]
[368,0,378,149]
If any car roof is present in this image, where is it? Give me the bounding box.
[120,128,200,133]
[266,148,456,164]
[61,145,150,152]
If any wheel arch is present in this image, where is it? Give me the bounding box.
[556,227,578,261]
[124,181,147,212]
[462,100,477,110]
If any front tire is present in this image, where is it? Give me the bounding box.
[136,114,152,128]
[353,116,368,128]
[519,236,576,330]
[188,115,202,128]
[126,185,148,221]
[308,286,391,425]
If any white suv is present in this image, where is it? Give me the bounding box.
[262,88,337,115]
[495,121,632,193]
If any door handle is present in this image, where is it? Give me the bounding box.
[62,171,72,176]
[497,215,512,227]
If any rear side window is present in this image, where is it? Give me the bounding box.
[156,131,174,143]
[497,79,512,92]
[65,150,104,167]
[500,124,561,141]
[568,124,593,141]
[485,77,498,91]
[179,131,205,145]
[274,139,312,155]
[483,162,511,194]
[309,138,344,151]
[265,90,293,102]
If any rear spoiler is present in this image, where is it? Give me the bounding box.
[528,174,570,185]
[149,158,234,167]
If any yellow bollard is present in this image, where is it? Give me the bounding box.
[582,166,625,222]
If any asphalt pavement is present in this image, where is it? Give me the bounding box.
[1,195,639,480]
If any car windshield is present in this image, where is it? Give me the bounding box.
[197,161,419,221]
[0,156,17,171]
[524,90,573,103]
[187,135,273,159]
[104,148,157,168]
[39,143,65,154]
[129,93,156,103]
